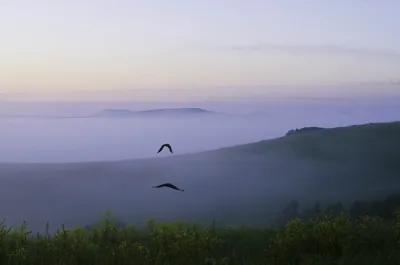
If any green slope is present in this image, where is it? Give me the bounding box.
[213,121,400,161]
[205,121,400,183]
[206,121,400,196]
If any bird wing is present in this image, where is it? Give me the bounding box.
[157,145,165,153]
[167,145,173,153]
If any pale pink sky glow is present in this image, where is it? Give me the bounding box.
[1,0,399,101]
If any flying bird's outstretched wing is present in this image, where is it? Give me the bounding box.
[152,182,184,191]
[157,143,173,154]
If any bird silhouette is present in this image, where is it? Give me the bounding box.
[157,143,173,154]
[152,183,184,192]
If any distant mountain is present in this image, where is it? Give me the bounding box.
[93,108,222,118]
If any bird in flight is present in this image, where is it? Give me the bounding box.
[157,143,173,154]
[152,183,184,192]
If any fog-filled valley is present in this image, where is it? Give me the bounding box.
[0,98,400,233]
[1,98,399,163]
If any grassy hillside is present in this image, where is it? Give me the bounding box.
[219,121,400,161]
[0,121,399,232]
[210,121,400,193]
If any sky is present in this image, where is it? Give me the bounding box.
[0,0,400,101]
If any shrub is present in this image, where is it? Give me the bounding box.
[0,211,400,265]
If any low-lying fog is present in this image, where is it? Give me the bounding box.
[0,98,399,163]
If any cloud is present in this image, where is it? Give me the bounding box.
[212,43,400,60]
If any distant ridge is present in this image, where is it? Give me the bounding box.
[92,108,222,118]
[285,127,325,136]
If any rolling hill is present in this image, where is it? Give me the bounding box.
[0,121,399,232]
[92,108,222,118]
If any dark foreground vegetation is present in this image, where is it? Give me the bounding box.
[2,195,400,265]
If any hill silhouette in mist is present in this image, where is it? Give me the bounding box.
[0,121,399,232]
[93,108,221,118]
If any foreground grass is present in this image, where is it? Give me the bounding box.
[1,212,400,265]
